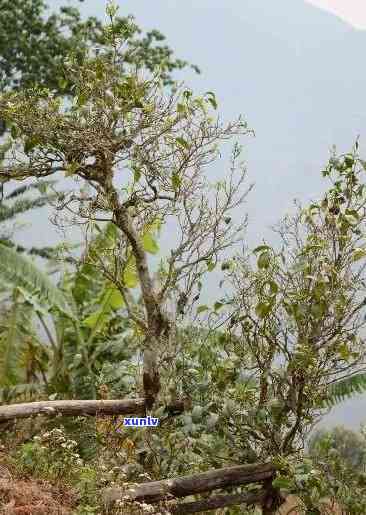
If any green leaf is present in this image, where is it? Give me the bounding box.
[214,301,224,312]
[267,280,278,295]
[175,137,190,149]
[255,301,273,319]
[205,91,218,109]
[171,173,181,191]
[257,252,270,269]
[36,181,51,195]
[352,248,366,262]
[197,305,208,314]
[141,217,162,255]
[261,280,279,296]
[133,168,141,182]
[272,476,292,490]
[344,155,354,168]
[24,137,39,154]
[221,261,231,271]
[10,125,18,139]
[58,78,68,91]
[82,284,124,332]
[344,214,358,226]
[65,162,80,177]
[182,90,192,101]
[345,208,359,220]
[338,343,351,361]
[123,258,139,288]
[108,287,124,310]
[253,245,271,254]
[82,310,104,329]
[308,203,320,212]
[142,233,159,254]
[310,301,326,318]
[206,260,216,272]
[303,244,323,254]
[177,103,187,115]
[76,92,88,107]
[194,97,207,112]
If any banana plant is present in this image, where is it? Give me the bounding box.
[324,373,366,407]
[0,241,74,399]
[0,224,149,400]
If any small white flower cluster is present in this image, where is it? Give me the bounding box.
[32,427,84,469]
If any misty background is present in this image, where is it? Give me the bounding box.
[16,0,366,428]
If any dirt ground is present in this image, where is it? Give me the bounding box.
[277,495,342,515]
[0,462,76,515]
[0,457,342,515]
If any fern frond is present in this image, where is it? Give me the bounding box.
[0,194,58,223]
[0,242,75,319]
[4,181,56,200]
[324,373,366,407]
[0,239,75,262]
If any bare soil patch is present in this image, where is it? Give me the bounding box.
[0,460,76,515]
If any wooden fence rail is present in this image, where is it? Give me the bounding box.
[0,398,190,422]
[0,399,147,422]
[104,463,277,513]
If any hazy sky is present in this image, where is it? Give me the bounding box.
[307,0,366,28]
[73,1,366,30]
[62,1,366,30]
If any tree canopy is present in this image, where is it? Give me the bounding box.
[0,0,199,93]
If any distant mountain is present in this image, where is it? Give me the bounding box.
[237,0,354,46]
